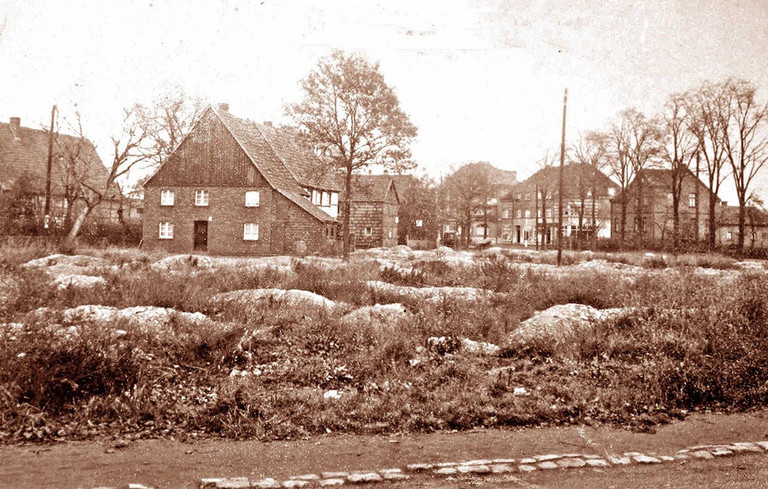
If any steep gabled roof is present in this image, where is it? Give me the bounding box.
[611,167,718,203]
[501,163,618,201]
[333,174,400,203]
[0,120,108,194]
[212,108,337,222]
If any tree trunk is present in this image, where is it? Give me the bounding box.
[708,192,717,251]
[738,200,746,251]
[694,153,700,243]
[541,190,547,250]
[591,174,597,251]
[342,162,353,260]
[635,179,643,250]
[64,204,93,246]
[534,185,539,251]
[620,193,627,246]
[672,193,680,251]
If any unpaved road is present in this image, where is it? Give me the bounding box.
[3,410,768,488]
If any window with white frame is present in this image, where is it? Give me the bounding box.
[195,190,209,206]
[689,193,696,207]
[158,222,174,239]
[395,216,399,223]
[516,209,521,218]
[415,219,423,227]
[322,191,330,206]
[243,223,259,240]
[608,188,616,197]
[363,226,373,236]
[727,231,733,240]
[546,209,552,218]
[245,190,260,207]
[524,209,531,218]
[160,189,174,206]
[502,209,509,218]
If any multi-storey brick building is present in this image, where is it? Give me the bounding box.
[142,105,341,255]
[500,163,618,246]
[610,168,715,245]
[717,205,768,249]
[336,174,399,249]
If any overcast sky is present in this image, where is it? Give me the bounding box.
[1,0,767,201]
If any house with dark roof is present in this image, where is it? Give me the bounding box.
[335,174,400,249]
[500,163,618,246]
[717,205,768,249]
[141,105,341,255]
[0,116,120,232]
[610,168,715,244]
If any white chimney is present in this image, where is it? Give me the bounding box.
[217,103,229,112]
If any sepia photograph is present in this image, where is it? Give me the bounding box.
[2,1,768,487]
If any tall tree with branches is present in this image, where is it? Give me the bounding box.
[718,78,768,250]
[287,50,417,258]
[685,81,730,250]
[605,114,634,245]
[570,131,608,250]
[444,162,492,248]
[58,108,150,244]
[662,93,698,249]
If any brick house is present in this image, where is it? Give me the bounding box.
[142,105,341,255]
[610,168,715,245]
[717,205,768,249]
[0,116,123,232]
[500,164,618,246]
[336,174,399,249]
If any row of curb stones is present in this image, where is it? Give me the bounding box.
[88,440,768,489]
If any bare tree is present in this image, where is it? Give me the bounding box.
[718,79,768,250]
[59,109,150,244]
[605,114,634,245]
[662,93,698,250]
[570,131,608,250]
[685,82,730,250]
[287,50,417,258]
[530,151,558,250]
[134,89,206,172]
[444,162,492,248]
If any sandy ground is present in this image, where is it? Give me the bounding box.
[3,410,768,488]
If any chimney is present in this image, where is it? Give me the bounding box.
[9,117,20,139]
[263,121,273,127]
[217,103,229,113]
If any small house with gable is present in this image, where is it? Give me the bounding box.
[142,104,341,255]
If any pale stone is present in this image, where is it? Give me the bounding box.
[200,479,225,488]
[464,459,493,466]
[585,459,611,468]
[457,465,491,474]
[659,456,675,462]
[377,468,401,474]
[491,458,516,464]
[729,443,762,453]
[252,479,281,488]
[534,454,561,462]
[434,468,458,475]
[215,478,250,489]
[517,465,537,472]
[710,448,734,457]
[321,472,349,479]
[607,456,631,465]
[319,479,345,487]
[557,458,586,468]
[689,450,714,460]
[54,274,107,290]
[434,462,458,467]
[632,455,661,464]
[537,461,559,470]
[346,473,382,483]
[754,441,768,451]
[295,474,320,481]
[489,464,515,474]
[381,473,408,481]
[624,452,643,457]
[281,481,309,488]
[583,454,601,459]
[519,458,537,464]
[405,464,433,472]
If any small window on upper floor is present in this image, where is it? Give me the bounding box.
[160,189,174,206]
[689,193,696,208]
[245,190,260,207]
[395,216,400,224]
[516,209,521,218]
[195,190,209,206]
[415,219,424,227]
[363,226,374,236]
[525,209,531,218]
[608,188,616,197]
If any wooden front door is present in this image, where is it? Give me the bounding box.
[193,221,208,252]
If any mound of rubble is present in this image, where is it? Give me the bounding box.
[210,288,338,313]
[25,304,212,334]
[340,303,410,329]
[150,254,213,271]
[367,281,498,303]
[53,274,107,290]
[23,254,107,269]
[506,303,632,354]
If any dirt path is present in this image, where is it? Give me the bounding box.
[3,410,768,488]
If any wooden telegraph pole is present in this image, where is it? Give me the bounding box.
[44,104,57,230]
[557,89,568,266]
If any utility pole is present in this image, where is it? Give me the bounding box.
[44,104,57,230]
[557,89,568,266]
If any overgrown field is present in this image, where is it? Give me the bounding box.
[1,239,768,443]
